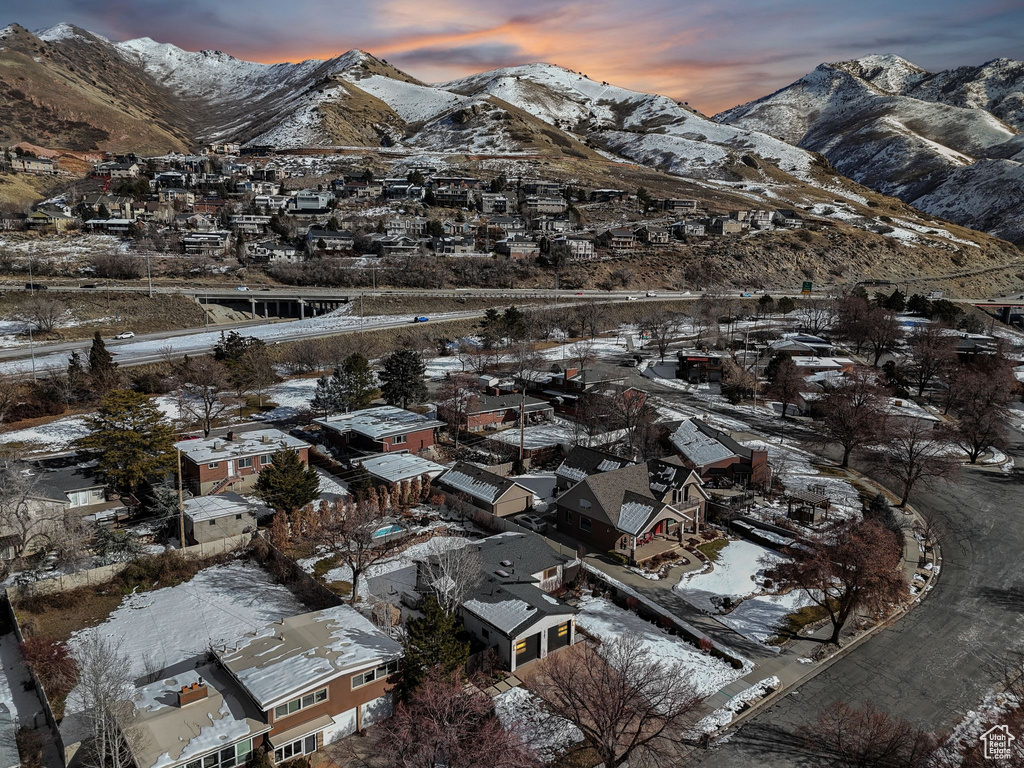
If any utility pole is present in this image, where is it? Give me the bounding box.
[177,448,186,549]
[146,252,153,298]
[27,260,36,380]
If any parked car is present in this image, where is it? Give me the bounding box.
[114,331,135,340]
[515,514,548,533]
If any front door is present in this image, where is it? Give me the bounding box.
[226,459,235,476]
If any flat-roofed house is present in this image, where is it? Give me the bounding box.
[358,453,447,486]
[183,492,269,544]
[315,406,445,455]
[174,429,312,496]
[217,606,402,758]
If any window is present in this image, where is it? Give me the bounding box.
[578,499,591,510]
[543,567,558,581]
[238,457,253,469]
[391,434,407,445]
[563,509,572,524]
[273,735,317,764]
[207,462,219,469]
[185,740,251,768]
[515,640,528,656]
[557,623,569,637]
[481,627,489,639]
[579,516,592,532]
[261,454,273,465]
[352,659,400,689]
[209,520,216,526]
[273,687,328,719]
[235,514,243,520]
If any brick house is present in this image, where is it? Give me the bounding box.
[665,418,768,486]
[174,429,311,496]
[444,393,554,433]
[436,462,535,518]
[555,458,708,564]
[315,406,445,455]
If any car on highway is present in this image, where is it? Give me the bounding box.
[574,292,584,296]
[515,514,548,533]
[235,286,251,291]
[24,283,47,291]
[114,331,135,340]
[412,316,429,323]
[646,291,658,297]
[739,292,752,297]
[627,296,639,301]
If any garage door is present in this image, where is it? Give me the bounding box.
[547,621,571,652]
[321,708,357,745]
[514,633,540,666]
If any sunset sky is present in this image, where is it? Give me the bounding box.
[9,0,1024,113]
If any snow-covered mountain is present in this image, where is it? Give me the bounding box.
[716,55,1024,242]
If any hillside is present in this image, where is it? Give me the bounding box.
[715,54,1024,242]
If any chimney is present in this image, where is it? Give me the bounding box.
[261,434,270,443]
[177,680,208,707]
[226,431,235,442]
[564,367,578,379]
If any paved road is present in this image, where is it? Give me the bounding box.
[694,438,1024,766]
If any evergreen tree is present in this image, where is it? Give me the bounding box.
[214,331,256,365]
[254,448,320,515]
[399,596,470,699]
[379,350,427,409]
[776,296,796,315]
[77,390,176,494]
[310,375,336,418]
[88,331,116,377]
[349,464,373,499]
[479,308,503,349]
[502,306,527,341]
[340,353,379,410]
[764,351,792,383]
[66,350,88,400]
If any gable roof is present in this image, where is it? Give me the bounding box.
[437,462,528,505]
[555,446,633,484]
[669,419,737,467]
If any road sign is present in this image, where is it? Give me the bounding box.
[801,281,812,295]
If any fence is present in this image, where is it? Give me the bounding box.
[5,534,251,600]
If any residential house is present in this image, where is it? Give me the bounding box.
[788,356,856,376]
[532,215,571,233]
[386,216,429,237]
[306,228,355,255]
[709,217,744,235]
[555,457,708,564]
[672,220,705,237]
[383,181,424,201]
[12,155,57,175]
[83,194,135,219]
[522,196,567,216]
[769,335,833,357]
[417,532,578,672]
[216,606,402,758]
[480,193,509,214]
[288,189,334,213]
[159,188,196,207]
[665,419,768,486]
[374,235,420,256]
[251,241,302,264]
[554,446,634,491]
[25,209,74,233]
[432,175,479,189]
[230,214,272,235]
[487,216,527,237]
[661,198,698,213]
[496,235,540,258]
[85,218,135,235]
[883,397,941,429]
[435,462,534,518]
[442,218,473,237]
[183,231,232,256]
[547,234,593,261]
[596,228,636,252]
[589,189,627,203]
[357,453,447,486]
[94,160,140,178]
[183,492,268,545]
[432,186,472,207]
[432,235,475,255]
[174,429,311,496]
[676,350,725,383]
[444,393,554,433]
[634,225,670,245]
[315,406,445,455]
[773,209,805,228]
[749,209,773,229]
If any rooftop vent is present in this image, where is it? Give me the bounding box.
[500,560,512,567]
[496,569,510,577]
[177,680,208,707]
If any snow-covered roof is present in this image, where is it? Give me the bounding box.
[174,429,309,464]
[359,453,447,484]
[315,406,445,439]
[617,497,658,536]
[438,463,522,504]
[183,492,268,523]
[124,664,270,768]
[463,597,537,634]
[669,419,736,467]
[217,605,401,709]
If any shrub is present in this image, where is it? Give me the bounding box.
[698,637,714,653]
[606,551,629,566]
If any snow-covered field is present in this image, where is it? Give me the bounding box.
[67,560,304,682]
[740,438,861,517]
[0,415,89,451]
[575,595,745,697]
[675,540,783,612]
[494,686,582,761]
[488,417,626,451]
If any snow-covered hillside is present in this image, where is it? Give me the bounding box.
[716,54,1024,241]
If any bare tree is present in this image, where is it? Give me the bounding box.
[907,324,957,397]
[17,296,66,334]
[797,297,835,337]
[865,306,903,367]
[567,337,595,372]
[435,373,479,450]
[575,301,608,339]
[767,517,906,645]
[176,357,233,437]
[65,634,136,768]
[801,701,938,768]
[307,499,402,606]
[532,633,702,768]
[418,538,482,614]
[0,373,20,424]
[643,311,681,363]
[876,419,959,506]
[834,294,872,355]
[232,343,279,408]
[766,355,804,419]
[819,370,887,467]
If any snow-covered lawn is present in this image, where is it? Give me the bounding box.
[256,377,319,420]
[0,415,89,451]
[489,417,626,451]
[718,591,816,645]
[575,595,744,697]
[494,686,582,761]
[67,560,305,682]
[740,438,861,517]
[675,540,783,612]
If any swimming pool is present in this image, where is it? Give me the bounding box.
[372,524,404,539]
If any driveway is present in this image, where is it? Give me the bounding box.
[696,440,1024,766]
